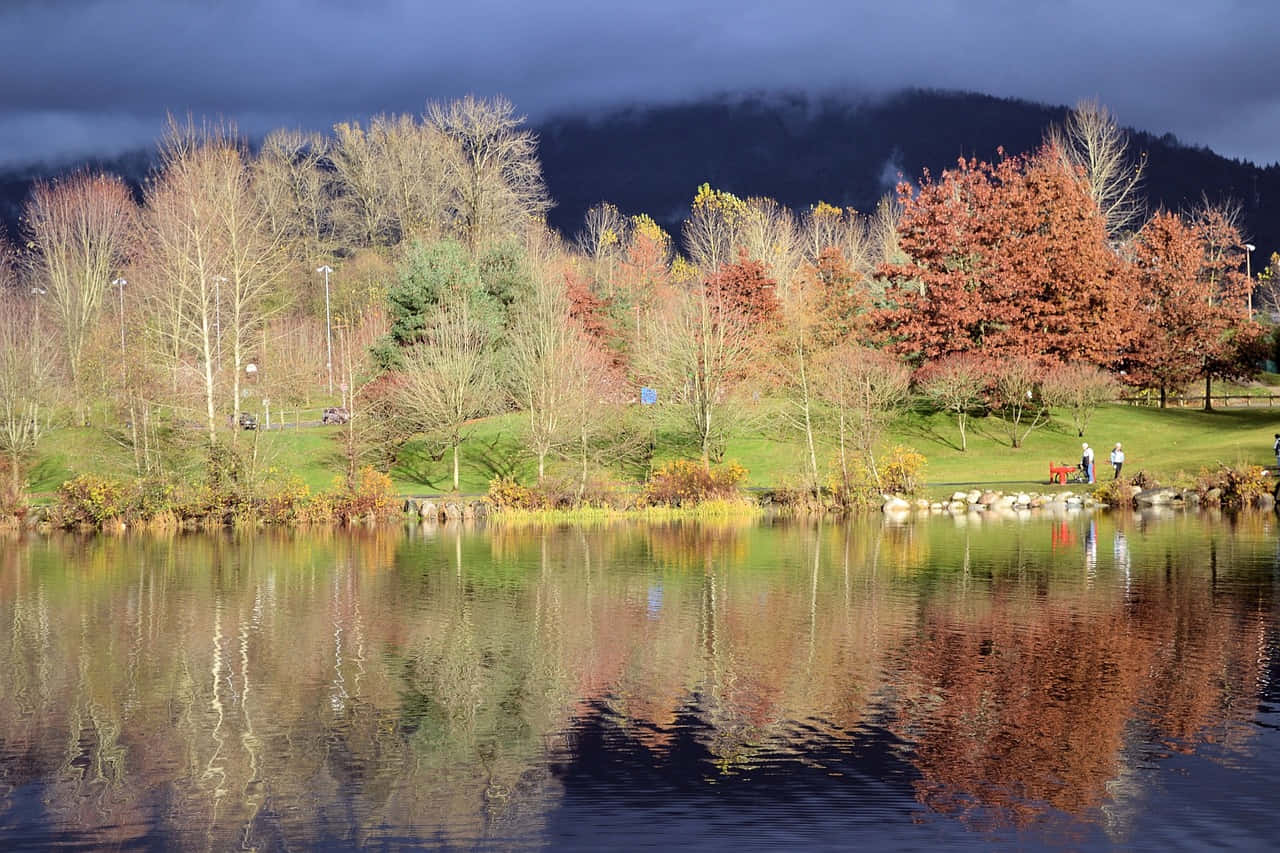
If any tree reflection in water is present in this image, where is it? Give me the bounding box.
[0,511,1273,847]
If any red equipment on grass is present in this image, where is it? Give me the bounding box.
[1049,462,1077,485]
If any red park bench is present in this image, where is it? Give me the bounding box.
[1049,462,1077,485]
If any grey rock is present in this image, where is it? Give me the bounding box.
[1135,488,1177,506]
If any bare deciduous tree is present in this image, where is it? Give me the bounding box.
[773,259,824,491]
[253,129,332,263]
[640,281,760,469]
[333,309,392,484]
[213,139,293,434]
[24,172,135,415]
[682,183,747,274]
[1048,98,1145,239]
[1041,363,1120,437]
[561,338,630,501]
[427,95,551,253]
[0,234,16,294]
[370,113,452,244]
[141,118,281,445]
[397,302,497,491]
[988,356,1050,448]
[916,354,988,452]
[576,202,629,297]
[739,196,804,303]
[330,120,392,248]
[0,296,60,498]
[505,265,580,481]
[140,124,227,444]
[816,344,911,493]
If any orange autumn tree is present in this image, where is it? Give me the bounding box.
[809,246,869,347]
[1122,210,1261,408]
[705,251,780,329]
[876,144,1133,367]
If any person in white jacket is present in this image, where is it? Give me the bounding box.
[1081,443,1095,484]
[1109,443,1124,480]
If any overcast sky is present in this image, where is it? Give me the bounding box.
[2,0,1278,168]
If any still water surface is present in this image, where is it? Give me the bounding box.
[1,510,1278,850]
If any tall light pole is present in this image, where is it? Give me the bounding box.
[317,265,334,395]
[212,275,227,364]
[112,278,127,384]
[1244,243,1256,320]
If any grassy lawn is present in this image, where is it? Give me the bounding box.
[26,400,1280,500]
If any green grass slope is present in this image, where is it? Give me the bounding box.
[27,402,1280,499]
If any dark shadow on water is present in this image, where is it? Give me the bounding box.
[543,695,925,848]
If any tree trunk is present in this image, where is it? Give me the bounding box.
[203,354,217,447]
[452,442,460,492]
[129,396,142,476]
[838,408,849,501]
[1159,384,1167,409]
[796,344,819,494]
[232,336,243,444]
[1203,375,1213,411]
[957,411,968,451]
[700,403,712,472]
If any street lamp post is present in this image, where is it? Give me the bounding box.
[112,278,127,384]
[1244,244,1256,320]
[317,265,334,395]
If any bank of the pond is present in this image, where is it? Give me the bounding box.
[25,402,1280,501]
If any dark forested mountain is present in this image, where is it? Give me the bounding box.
[2,89,1277,256]
[537,90,1279,256]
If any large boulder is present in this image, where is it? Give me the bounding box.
[882,495,911,512]
[1135,488,1178,506]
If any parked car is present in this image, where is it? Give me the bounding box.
[239,412,258,430]
[322,406,351,425]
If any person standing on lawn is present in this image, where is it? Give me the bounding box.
[1081,443,1096,484]
[1110,443,1124,480]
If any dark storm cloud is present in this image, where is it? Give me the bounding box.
[2,0,1279,166]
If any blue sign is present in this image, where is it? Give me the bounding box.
[640,387,657,405]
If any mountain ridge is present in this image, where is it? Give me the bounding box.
[2,89,1275,257]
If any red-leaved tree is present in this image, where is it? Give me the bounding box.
[1122,210,1261,408]
[706,251,780,329]
[876,145,1134,368]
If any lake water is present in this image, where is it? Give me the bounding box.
[0,509,1277,851]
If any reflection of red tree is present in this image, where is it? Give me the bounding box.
[894,568,1267,827]
[895,600,1145,824]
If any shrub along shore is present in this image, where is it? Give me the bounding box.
[7,401,1280,533]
